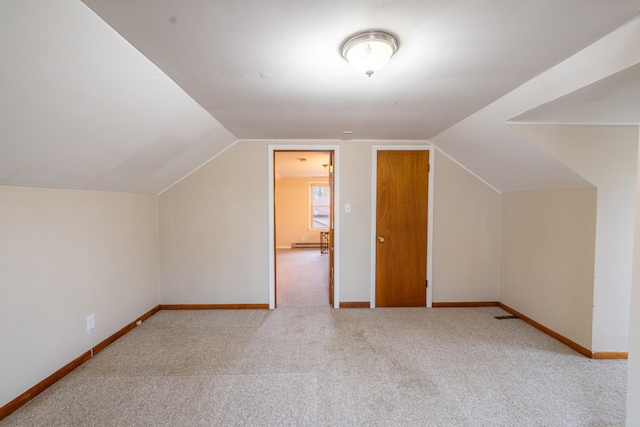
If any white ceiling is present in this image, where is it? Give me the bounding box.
[511,63,640,125]
[81,0,640,140]
[1,0,235,193]
[431,16,640,192]
[275,152,331,179]
[1,0,640,193]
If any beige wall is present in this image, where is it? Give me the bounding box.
[432,151,501,302]
[513,124,638,351]
[500,188,597,350]
[275,177,328,248]
[2,134,633,410]
[159,141,270,304]
[335,141,375,302]
[0,186,159,408]
[4,136,614,409]
[159,140,502,305]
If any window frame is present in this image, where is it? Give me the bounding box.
[309,182,330,231]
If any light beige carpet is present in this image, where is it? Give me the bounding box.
[276,248,329,307]
[1,307,627,426]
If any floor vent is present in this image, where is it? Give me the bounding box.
[495,315,520,320]
[291,242,321,249]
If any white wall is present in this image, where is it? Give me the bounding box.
[513,124,638,351]
[500,188,597,350]
[432,150,501,302]
[0,186,159,408]
[159,140,502,306]
[626,125,640,426]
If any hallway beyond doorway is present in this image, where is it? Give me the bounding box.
[276,249,329,307]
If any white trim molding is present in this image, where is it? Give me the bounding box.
[268,145,340,309]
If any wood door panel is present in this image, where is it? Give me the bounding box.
[329,151,334,306]
[376,150,428,307]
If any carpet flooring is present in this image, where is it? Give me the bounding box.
[276,248,329,307]
[1,307,627,426]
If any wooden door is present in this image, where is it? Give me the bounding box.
[328,151,335,306]
[375,150,429,307]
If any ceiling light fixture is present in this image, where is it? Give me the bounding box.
[341,30,399,77]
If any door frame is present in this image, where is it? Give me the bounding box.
[370,145,434,308]
[268,144,340,309]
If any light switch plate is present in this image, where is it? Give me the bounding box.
[86,314,95,331]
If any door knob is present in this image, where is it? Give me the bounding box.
[378,236,385,243]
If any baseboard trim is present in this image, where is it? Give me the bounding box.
[592,352,628,360]
[3,301,627,421]
[432,301,499,308]
[0,305,161,422]
[0,349,92,422]
[159,304,269,310]
[498,303,593,358]
[340,302,370,308]
[93,305,160,355]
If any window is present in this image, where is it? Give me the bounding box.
[310,183,330,230]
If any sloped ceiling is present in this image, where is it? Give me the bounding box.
[1,0,640,194]
[432,17,640,192]
[1,0,235,193]
[512,63,640,126]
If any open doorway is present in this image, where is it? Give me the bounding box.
[274,150,333,307]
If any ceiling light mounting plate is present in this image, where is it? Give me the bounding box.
[340,30,399,77]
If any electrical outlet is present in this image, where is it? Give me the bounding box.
[86,314,95,331]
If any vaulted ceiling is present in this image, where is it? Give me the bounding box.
[2,0,639,194]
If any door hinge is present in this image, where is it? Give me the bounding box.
[426,279,428,288]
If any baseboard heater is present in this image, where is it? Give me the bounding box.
[291,242,321,248]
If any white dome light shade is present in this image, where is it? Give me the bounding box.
[341,30,399,77]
